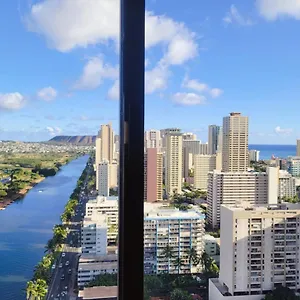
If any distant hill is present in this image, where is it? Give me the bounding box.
[49,135,96,145]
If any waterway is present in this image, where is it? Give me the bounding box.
[0,155,88,300]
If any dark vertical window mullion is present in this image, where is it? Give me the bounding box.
[119,0,145,299]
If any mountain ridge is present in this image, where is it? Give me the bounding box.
[48,135,96,145]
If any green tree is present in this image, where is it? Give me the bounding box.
[35,279,48,299]
[87,273,117,287]
[264,286,300,300]
[0,190,7,197]
[26,281,35,300]
[170,288,193,300]
[188,247,199,267]
[173,257,185,274]
[160,245,175,261]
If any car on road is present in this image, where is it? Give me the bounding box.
[65,260,70,266]
[51,264,56,270]
[61,274,65,280]
[59,263,63,268]
[62,252,66,257]
[68,268,72,274]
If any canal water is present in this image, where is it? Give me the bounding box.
[0,155,88,300]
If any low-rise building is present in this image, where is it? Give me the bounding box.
[144,205,205,275]
[77,255,118,288]
[85,196,118,244]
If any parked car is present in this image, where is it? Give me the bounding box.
[62,252,66,257]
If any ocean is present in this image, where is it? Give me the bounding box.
[249,144,296,160]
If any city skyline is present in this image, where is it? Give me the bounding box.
[1,0,300,143]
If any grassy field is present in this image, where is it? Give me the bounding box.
[0,152,78,201]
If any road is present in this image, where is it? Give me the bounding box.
[46,162,92,300]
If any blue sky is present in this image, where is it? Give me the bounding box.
[0,0,300,144]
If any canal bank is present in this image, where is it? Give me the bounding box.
[0,155,89,300]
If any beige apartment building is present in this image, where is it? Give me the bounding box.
[194,154,216,190]
[95,123,114,165]
[222,112,249,172]
[165,131,183,196]
[209,203,300,300]
[144,148,163,202]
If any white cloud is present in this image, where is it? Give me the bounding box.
[274,126,293,135]
[37,86,57,101]
[210,88,223,98]
[46,126,62,136]
[0,93,26,110]
[107,80,119,100]
[25,0,120,52]
[182,77,209,92]
[25,1,198,66]
[145,63,169,94]
[256,0,300,20]
[182,77,223,98]
[74,57,118,90]
[172,93,206,106]
[223,5,254,26]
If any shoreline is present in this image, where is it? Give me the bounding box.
[0,177,45,210]
[0,155,81,211]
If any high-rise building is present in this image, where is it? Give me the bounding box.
[95,137,102,168]
[182,132,197,141]
[194,155,216,190]
[160,128,181,152]
[222,112,249,172]
[199,142,209,155]
[96,123,114,163]
[278,170,296,200]
[297,139,300,156]
[209,203,300,299]
[97,161,110,197]
[249,149,260,162]
[208,125,222,155]
[287,156,300,177]
[144,148,163,202]
[109,162,118,189]
[144,130,162,150]
[182,140,202,178]
[96,161,118,192]
[144,204,205,274]
[165,131,183,196]
[207,167,278,229]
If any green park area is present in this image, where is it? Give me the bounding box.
[0,152,78,202]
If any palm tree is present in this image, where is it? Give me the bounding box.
[160,245,174,260]
[26,281,35,300]
[35,279,48,299]
[173,257,184,274]
[44,239,55,254]
[188,247,199,268]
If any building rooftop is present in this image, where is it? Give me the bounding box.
[79,254,117,263]
[144,206,205,220]
[223,203,300,212]
[78,286,118,300]
[87,196,118,206]
[203,234,216,241]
